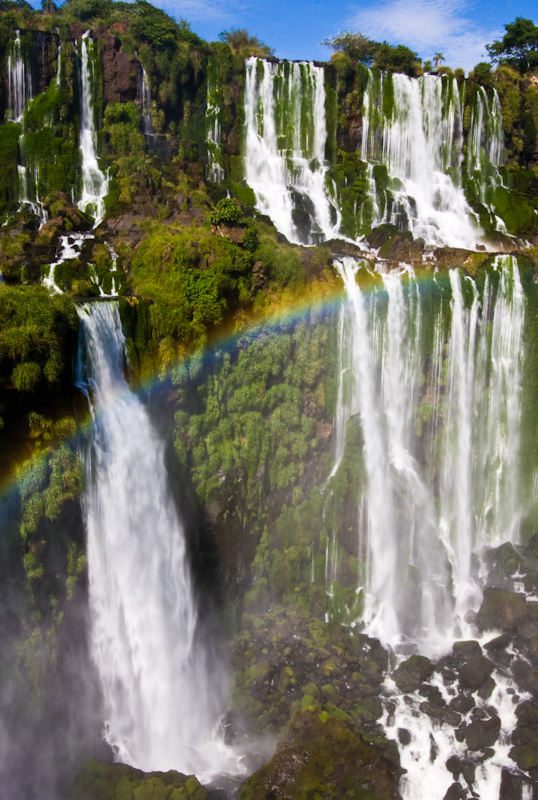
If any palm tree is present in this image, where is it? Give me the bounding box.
[434,52,445,70]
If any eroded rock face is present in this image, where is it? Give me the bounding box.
[238,710,400,800]
[94,27,138,105]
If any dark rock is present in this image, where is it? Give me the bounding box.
[514,620,538,656]
[419,701,461,727]
[475,588,528,631]
[443,782,466,800]
[528,533,538,559]
[453,640,482,659]
[458,656,494,690]
[484,633,513,652]
[367,223,398,249]
[463,715,501,750]
[516,700,538,726]
[392,655,434,693]
[397,728,411,745]
[449,693,475,714]
[446,756,476,786]
[499,767,534,800]
[477,676,496,700]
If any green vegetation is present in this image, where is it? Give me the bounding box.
[486,17,538,74]
[322,29,421,76]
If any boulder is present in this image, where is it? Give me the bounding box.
[392,655,434,693]
[463,715,501,751]
[475,588,528,631]
[452,640,482,659]
[458,655,494,691]
[443,783,466,800]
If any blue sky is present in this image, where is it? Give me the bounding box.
[146,0,537,71]
[41,0,537,71]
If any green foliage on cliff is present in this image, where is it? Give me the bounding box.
[487,17,538,74]
[0,285,78,400]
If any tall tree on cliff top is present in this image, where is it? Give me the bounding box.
[321,30,379,65]
[486,17,538,73]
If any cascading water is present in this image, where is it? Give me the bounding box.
[244,57,340,244]
[7,31,31,122]
[334,255,526,650]
[361,72,482,248]
[467,85,506,230]
[76,303,243,782]
[138,63,153,136]
[333,256,530,798]
[206,57,224,183]
[77,31,108,225]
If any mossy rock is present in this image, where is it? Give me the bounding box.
[69,759,208,800]
[238,709,399,800]
[392,655,433,693]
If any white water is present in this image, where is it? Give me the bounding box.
[362,72,482,249]
[43,233,92,293]
[138,64,153,136]
[334,255,525,651]
[467,86,506,230]
[77,32,108,225]
[244,57,340,244]
[77,303,243,782]
[206,58,224,183]
[383,670,532,800]
[7,31,31,122]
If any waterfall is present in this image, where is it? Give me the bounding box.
[7,31,31,122]
[244,57,340,244]
[137,64,153,136]
[361,72,482,249]
[333,255,525,651]
[77,32,108,225]
[467,86,506,229]
[206,57,224,182]
[77,303,242,781]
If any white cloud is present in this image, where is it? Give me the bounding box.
[346,0,501,71]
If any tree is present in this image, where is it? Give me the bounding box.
[486,17,538,73]
[219,29,273,57]
[321,30,379,65]
[434,52,445,70]
[375,43,421,76]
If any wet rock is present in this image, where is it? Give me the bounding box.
[475,588,528,631]
[446,755,476,785]
[499,768,535,800]
[514,620,538,655]
[484,632,513,652]
[510,725,538,771]
[443,782,466,800]
[453,640,482,659]
[477,676,496,700]
[367,223,398,249]
[419,701,461,727]
[449,693,475,714]
[392,655,434,693]
[397,728,411,745]
[515,700,538,726]
[458,655,494,691]
[463,715,501,751]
